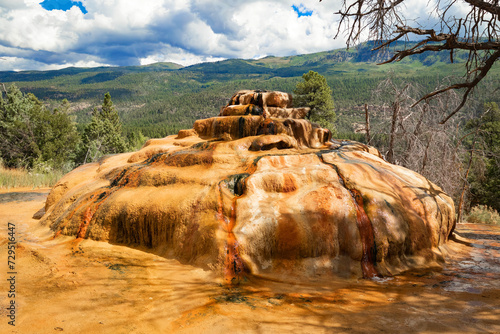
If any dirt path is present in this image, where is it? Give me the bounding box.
[1,189,499,333]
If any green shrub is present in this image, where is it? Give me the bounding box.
[465,205,500,225]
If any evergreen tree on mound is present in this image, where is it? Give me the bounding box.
[81,92,128,163]
[293,71,337,134]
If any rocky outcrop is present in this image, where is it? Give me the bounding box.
[227,90,293,109]
[40,90,455,283]
[266,106,311,119]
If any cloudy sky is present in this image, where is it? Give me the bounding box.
[0,0,440,71]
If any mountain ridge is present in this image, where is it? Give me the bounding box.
[0,41,468,81]
[0,41,496,138]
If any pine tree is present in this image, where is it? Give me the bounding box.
[127,130,148,151]
[465,102,500,211]
[101,92,121,131]
[293,71,337,134]
[81,93,128,163]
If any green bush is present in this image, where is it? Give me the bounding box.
[0,85,80,169]
[465,205,500,225]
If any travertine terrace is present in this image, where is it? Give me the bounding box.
[39,90,456,282]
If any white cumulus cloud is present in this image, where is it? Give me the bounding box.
[0,0,443,71]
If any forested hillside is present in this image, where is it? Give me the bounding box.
[2,42,498,138]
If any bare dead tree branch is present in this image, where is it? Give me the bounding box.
[331,0,500,122]
[411,49,500,123]
[464,0,500,15]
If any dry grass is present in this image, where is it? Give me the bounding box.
[465,205,500,225]
[0,165,63,189]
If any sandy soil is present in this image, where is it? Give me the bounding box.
[1,188,499,334]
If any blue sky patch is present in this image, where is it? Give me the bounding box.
[40,0,88,14]
[292,4,313,17]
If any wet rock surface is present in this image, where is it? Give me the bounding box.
[39,90,455,281]
[0,190,498,333]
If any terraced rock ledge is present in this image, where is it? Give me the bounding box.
[39,90,456,283]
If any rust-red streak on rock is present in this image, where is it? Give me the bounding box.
[217,184,247,284]
[74,166,144,240]
[351,189,379,278]
[76,206,93,239]
[75,191,109,239]
[53,198,91,239]
[321,155,379,278]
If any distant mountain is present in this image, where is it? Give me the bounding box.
[0,41,468,83]
[0,62,183,83]
[178,40,468,77]
[0,42,495,138]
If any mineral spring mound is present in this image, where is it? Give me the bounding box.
[40,90,456,282]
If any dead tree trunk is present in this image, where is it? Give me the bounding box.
[386,101,400,164]
[420,133,435,174]
[364,103,371,144]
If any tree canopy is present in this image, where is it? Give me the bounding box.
[329,0,500,123]
[0,84,79,169]
[293,70,337,133]
[465,102,500,211]
[80,92,128,163]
